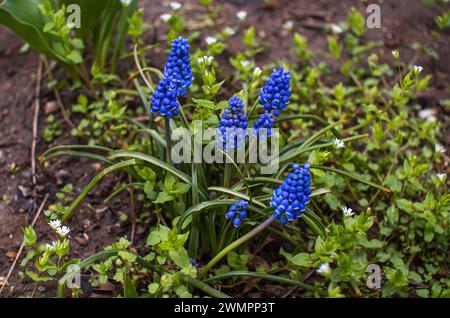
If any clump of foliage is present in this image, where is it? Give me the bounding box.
[6,2,448,298]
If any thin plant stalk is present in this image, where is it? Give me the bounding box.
[200,216,274,277]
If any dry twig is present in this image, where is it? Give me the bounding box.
[0,194,49,296]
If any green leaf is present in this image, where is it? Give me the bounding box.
[153,191,174,204]
[169,248,190,269]
[124,277,138,298]
[290,253,312,267]
[66,50,82,64]
[0,0,70,63]
[118,251,137,263]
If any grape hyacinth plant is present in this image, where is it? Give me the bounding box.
[225,200,249,228]
[41,25,394,298]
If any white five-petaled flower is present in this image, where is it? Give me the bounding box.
[330,23,343,34]
[120,0,132,6]
[197,56,214,65]
[342,206,354,217]
[169,2,182,10]
[240,60,250,68]
[223,27,236,36]
[435,144,445,154]
[317,262,331,276]
[413,65,423,74]
[332,138,345,149]
[283,20,294,31]
[436,173,446,182]
[45,241,58,251]
[236,10,247,21]
[418,108,437,122]
[48,219,62,230]
[56,226,71,237]
[160,13,172,22]
[391,49,399,59]
[205,36,217,45]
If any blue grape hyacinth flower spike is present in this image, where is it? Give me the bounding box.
[270,163,312,225]
[163,36,193,97]
[259,66,291,117]
[217,96,248,150]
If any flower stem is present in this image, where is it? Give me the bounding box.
[165,118,172,165]
[199,215,274,278]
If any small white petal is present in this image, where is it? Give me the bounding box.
[330,23,343,34]
[436,173,446,182]
[160,14,172,22]
[342,206,354,217]
[48,219,62,230]
[120,0,132,6]
[317,262,331,275]
[435,144,445,154]
[240,60,250,68]
[56,226,71,237]
[418,108,437,122]
[253,66,262,78]
[223,27,236,36]
[413,65,423,73]
[236,10,247,21]
[332,138,345,149]
[391,49,399,58]
[205,36,217,45]
[169,2,182,10]
[283,20,294,31]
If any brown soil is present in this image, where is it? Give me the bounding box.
[0,0,448,297]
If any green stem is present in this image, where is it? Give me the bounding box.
[200,216,274,277]
[204,271,316,291]
[165,118,172,165]
[178,273,231,298]
[223,163,232,188]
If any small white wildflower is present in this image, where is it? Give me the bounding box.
[283,20,294,31]
[48,219,61,230]
[45,241,58,251]
[240,60,250,68]
[332,138,345,149]
[418,108,437,122]
[330,23,343,34]
[56,226,71,237]
[413,65,423,74]
[342,206,354,217]
[236,10,247,21]
[160,13,172,22]
[435,144,445,154]
[197,55,214,65]
[436,173,446,182]
[120,0,132,6]
[317,262,331,276]
[391,49,399,59]
[223,27,236,36]
[253,66,262,78]
[205,36,217,45]
[330,252,337,259]
[169,2,182,10]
